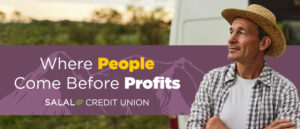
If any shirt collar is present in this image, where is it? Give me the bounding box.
[224,63,236,83]
[224,62,273,87]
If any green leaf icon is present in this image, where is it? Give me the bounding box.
[76,99,83,106]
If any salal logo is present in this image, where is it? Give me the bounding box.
[76,99,84,106]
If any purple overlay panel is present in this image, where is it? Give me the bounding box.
[0,46,299,115]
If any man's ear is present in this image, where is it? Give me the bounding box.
[259,36,271,51]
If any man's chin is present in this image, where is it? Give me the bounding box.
[227,55,237,62]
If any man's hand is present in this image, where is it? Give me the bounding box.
[264,119,295,129]
[205,116,229,129]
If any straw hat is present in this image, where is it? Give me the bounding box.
[221,4,286,57]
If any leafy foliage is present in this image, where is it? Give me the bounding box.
[0,116,169,129]
[0,7,171,45]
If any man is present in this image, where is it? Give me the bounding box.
[187,4,300,129]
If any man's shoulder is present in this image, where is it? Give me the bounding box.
[270,68,296,90]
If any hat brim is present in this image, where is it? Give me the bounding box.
[222,8,286,57]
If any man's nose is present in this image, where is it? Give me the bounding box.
[228,33,238,44]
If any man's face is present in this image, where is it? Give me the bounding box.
[227,18,261,63]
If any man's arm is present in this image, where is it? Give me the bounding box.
[264,84,300,129]
[187,74,213,129]
[276,85,300,128]
[264,119,295,129]
[205,116,229,129]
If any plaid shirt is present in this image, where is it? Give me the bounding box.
[187,63,300,129]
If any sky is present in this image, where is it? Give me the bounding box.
[0,0,175,21]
